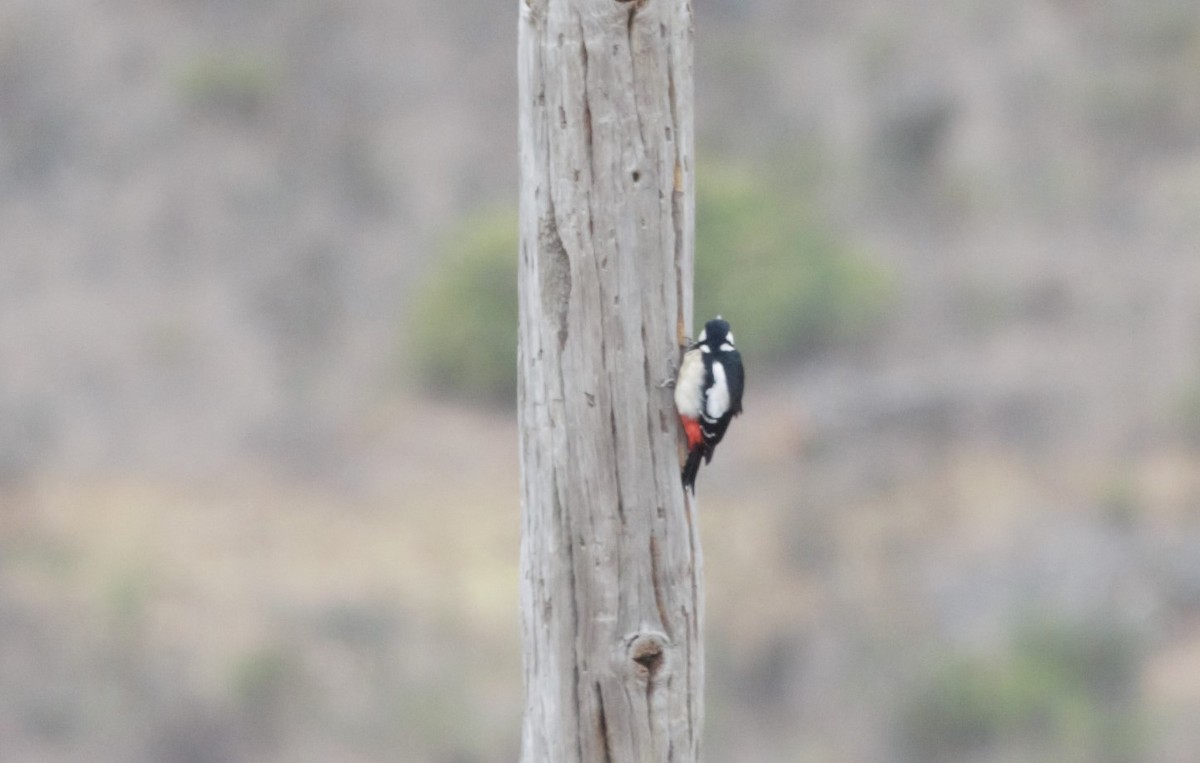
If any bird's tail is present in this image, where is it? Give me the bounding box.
[682,448,704,493]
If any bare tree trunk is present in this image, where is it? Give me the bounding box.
[517,0,699,761]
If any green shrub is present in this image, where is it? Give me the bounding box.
[1172,372,1200,446]
[410,210,519,404]
[229,645,303,748]
[175,51,278,121]
[694,164,894,359]
[898,619,1145,763]
[409,162,894,403]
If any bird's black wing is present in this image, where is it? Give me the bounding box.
[700,413,733,464]
[701,351,741,441]
[725,349,744,416]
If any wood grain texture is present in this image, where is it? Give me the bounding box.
[517,0,699,760]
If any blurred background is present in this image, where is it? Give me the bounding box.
[3,0,1200,761]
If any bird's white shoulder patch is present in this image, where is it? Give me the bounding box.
[706,361,730,419]
[719,342,734,352]
[674,349,705,419]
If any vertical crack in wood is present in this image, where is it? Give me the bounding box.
[645,672,656,749]
[666,675,676,745]
[681,602,693,744]
[595,682,613,763]
[540,195,572,353]
[609,401,625,528]
[573,663,585,762]
[649,534,672,639]
[625,5,647,150]
[666,51,685,353]
[579,16,595,182]
[640,322,660,482]
[555,474,586,763]
[685,492,701,745]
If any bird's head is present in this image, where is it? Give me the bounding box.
[695,316,735,353]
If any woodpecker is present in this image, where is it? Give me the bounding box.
[674,316,744,492]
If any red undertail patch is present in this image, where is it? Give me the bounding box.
[680,416,703,450]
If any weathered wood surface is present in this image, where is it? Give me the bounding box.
[517,0,700,760]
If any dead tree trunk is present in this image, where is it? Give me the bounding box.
[517,0,699,761]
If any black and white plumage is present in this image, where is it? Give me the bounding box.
[674,316,744,492]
